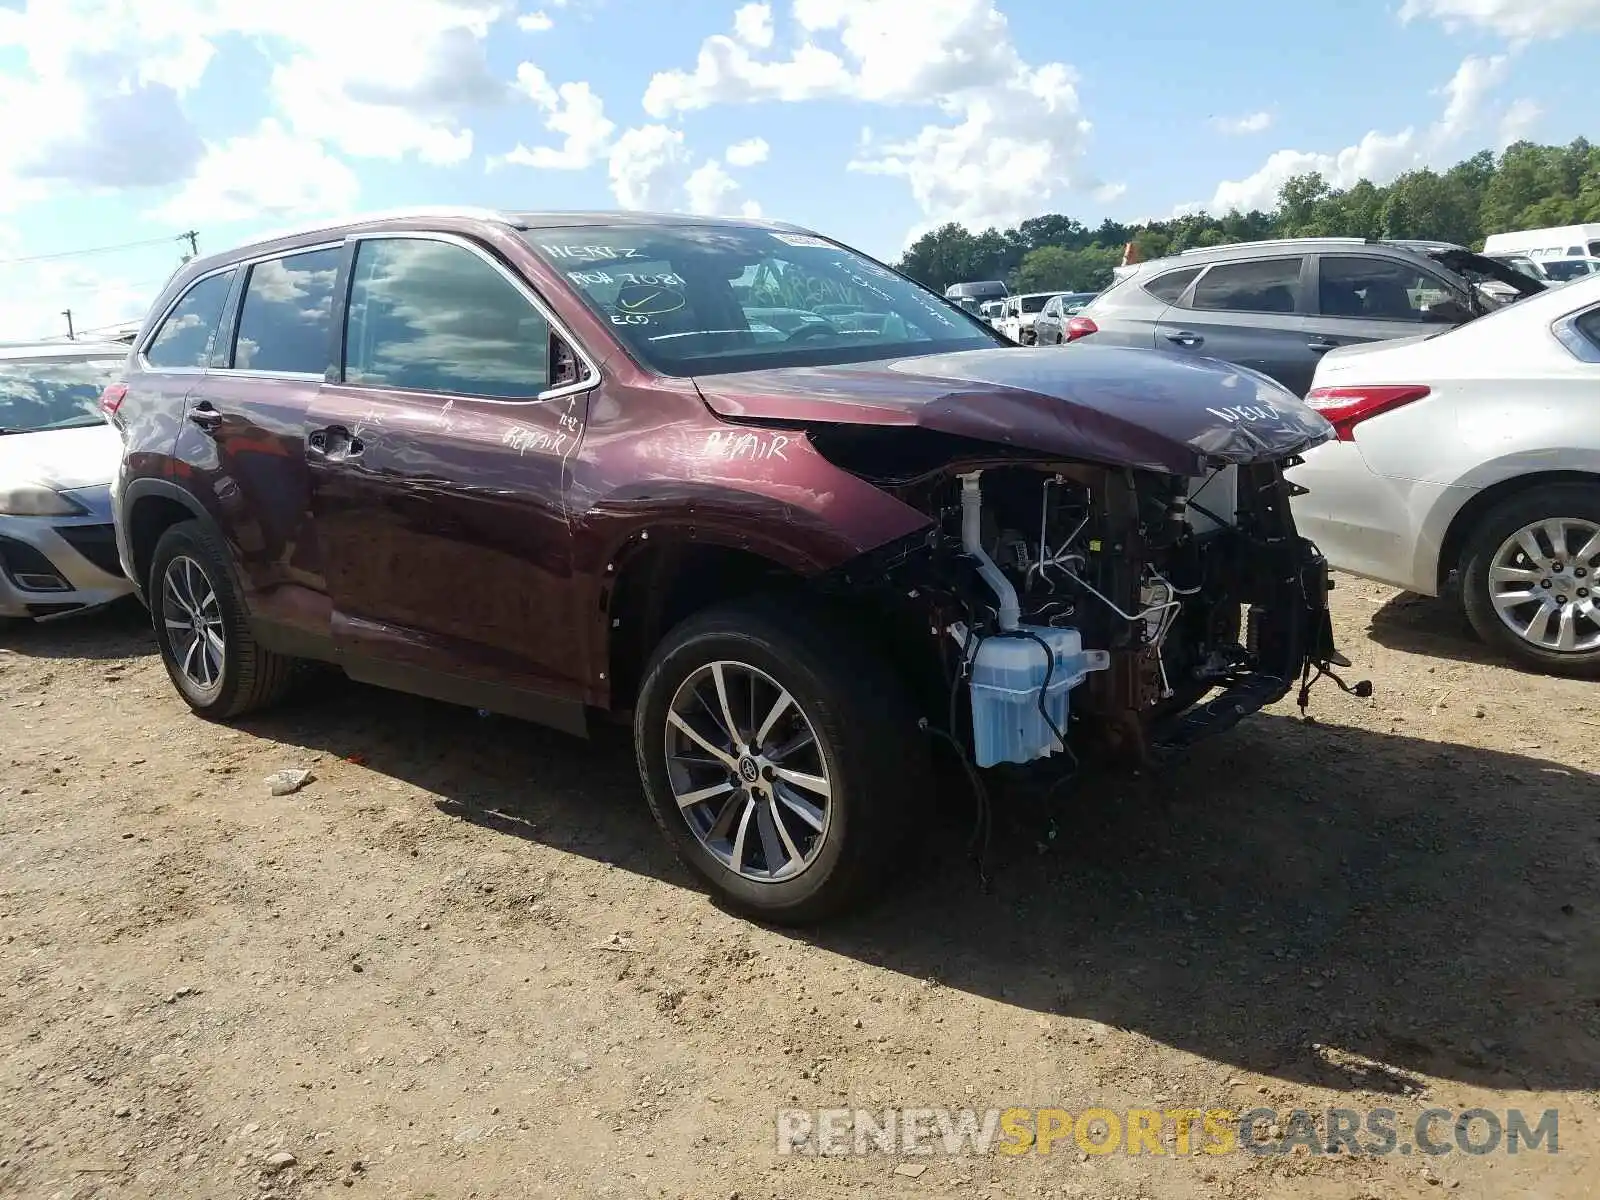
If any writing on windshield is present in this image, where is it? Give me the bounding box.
[526,225,1001,376]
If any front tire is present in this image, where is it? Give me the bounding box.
[1460,483,1600,678]
[149,520,298,717]
[633,598,929,924]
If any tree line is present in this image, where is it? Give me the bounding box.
[894,139,1600,295]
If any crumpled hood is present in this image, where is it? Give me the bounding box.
[694,345,1333,475]
[0,423,120,490]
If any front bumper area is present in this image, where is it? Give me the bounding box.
[0,487,135,621]
[1153,536,1354,751]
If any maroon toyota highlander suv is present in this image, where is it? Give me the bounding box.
[103,208,1354,923]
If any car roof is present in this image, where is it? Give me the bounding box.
[1130,236,1447,272]
[0,340,129,363]
[201,206,817,264]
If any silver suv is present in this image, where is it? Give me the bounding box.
[1066,238,1545,396]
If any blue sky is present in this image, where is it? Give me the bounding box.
[0,0,1595,339]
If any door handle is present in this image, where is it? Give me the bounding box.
[1165,331,1203,348]
[1308,339,1339,353]
[187,401,222,430]
[308,425,364,461]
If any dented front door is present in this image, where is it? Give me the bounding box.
[306,383,590,698]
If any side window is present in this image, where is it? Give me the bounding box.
[143,271,235,369]
[344,238,557,398]
[1041,297,1059,318]
[232,247,342,373]
[1571,308,1600,358]
[1318,256,1458,322]
[1190,258,1303,314]
[1141,266,1201,305]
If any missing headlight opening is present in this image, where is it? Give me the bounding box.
[810,430,1368,786]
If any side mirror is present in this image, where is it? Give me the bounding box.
[1423,299,1470,324]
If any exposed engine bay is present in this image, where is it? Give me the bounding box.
[813,433,1362,770]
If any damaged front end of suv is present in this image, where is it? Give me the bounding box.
[692,345,1364,774]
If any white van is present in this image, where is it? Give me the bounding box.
[1482,224,1600,261]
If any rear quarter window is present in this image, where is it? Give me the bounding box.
[144,271,235,370]
[1140,266,1201,305]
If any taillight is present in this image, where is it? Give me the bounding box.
[1304,384,1430,441]
[1064,316,1098,342]
[99,383,128,416]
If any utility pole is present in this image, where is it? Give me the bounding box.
[181,230,199,260]
[61,309,75,340]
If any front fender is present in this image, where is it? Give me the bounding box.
[571,425,937,581]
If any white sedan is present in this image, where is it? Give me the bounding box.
[0,341,135,625]
[1289,272,1600,677]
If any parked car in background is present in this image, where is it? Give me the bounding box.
[1536,257,1600,284]
[1033,291,1101,344]
[944,280,1008,311]
[1482,223,1600,262]
[997,291,1066,344]
[104,206,1347,923]
[1486,253,1547,280]
[0,341,135,625]
[978,299,1005,328]
[1290,271,1600,677]
[1066,237,1545,395]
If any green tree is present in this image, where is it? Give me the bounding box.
[1014,245,1119,292]
[894,140,1597,290]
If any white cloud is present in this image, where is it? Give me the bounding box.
[0,0,517,219]
[0,1,215,199]
[607,125,692,210]
[725,137,771,167]
[604,124,764,215]
[733,2,775,48]
[1211,111,1273,135]
[149,119,360,226]
[1195,54,1520,214]
[1434,53,1506,140]
[1498,97,1542,147]
[642,0,1093,236]
[1398,0,1600,41]
[685,160,742,215]
[493,64,615,169]
[0,259,173,342]
[517,10,554,31]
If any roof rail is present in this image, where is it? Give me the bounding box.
[1177,236,1375,256]
[217,206,515,254]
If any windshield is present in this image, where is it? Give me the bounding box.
[1541,260,1598,282]
[1020,296,1053,314]
[525,225,1003,376]
[0,357,119,434]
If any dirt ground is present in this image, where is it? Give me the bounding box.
[2,576,1597,1200]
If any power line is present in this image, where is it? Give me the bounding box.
[0,233,192,269]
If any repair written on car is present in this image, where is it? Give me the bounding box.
[102,207,1359,924]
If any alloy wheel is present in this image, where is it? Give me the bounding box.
[162,554,226,691]
[663,660,832,883]
[1488,517,1600,654]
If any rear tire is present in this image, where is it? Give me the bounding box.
[149,520,298,718]
[633,597,930,925]
[1460,483,1600,679]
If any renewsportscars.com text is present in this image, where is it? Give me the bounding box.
[775,1106,1561,1158]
